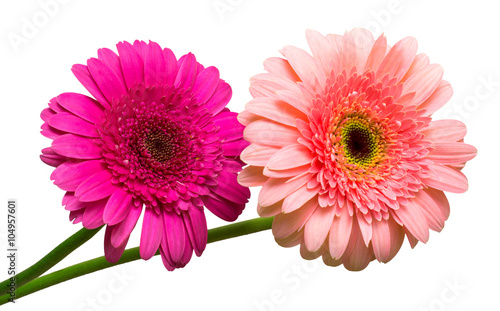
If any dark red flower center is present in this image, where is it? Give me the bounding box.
[143,128,178,163]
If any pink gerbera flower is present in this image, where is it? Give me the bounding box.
[238,29,477,270]
[41,40,250,270]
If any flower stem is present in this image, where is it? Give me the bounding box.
[0,226,103,297]
[0,217,273,305]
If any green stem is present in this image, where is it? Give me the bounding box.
[0,226,103,297]
[0,217,273,305]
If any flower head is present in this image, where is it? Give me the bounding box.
[238,29,477,271]
[41,40,250,270]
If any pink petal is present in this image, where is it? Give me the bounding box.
[41,122,65,139]
[305,29,335,77]
[48,112,99,137]
[266,144,313,170]
[392,201,430,243]
[240,144,280,166]
[275,229,303,248]
[203,194,244,221]
[244,119,300,148]
[274,89,313,115]
[376,37,418,81]
[140,208,163,260]
[211,170,250,204]
[183,206,207,256]
[104,225,128,263]
[174,53,198,91]
[282,185,319,213]
[220,139,250,157]
[82,199,106,229]
[40,147,67,167]
[304,205,336,252]
[245,97,306,127]
[371,218,404,263]
[423,119,466,142]
[116,41,145,89]
[237,166,268,187]
[51,159,105,191]
[257,199,283,217]
[192,66,220,104]
[87,58,128,104]
[273,198,317,239]
[328,207,353,259]
[75,169,117,202]
[341,28,374,73]
[52,134,102,159]
[263,165,309,178]
[237,110,261,126]
[415,188,450,232]
[249,73,301,98]
[162,48,178,85]
[205,80,232,115]
[56,93,104,124]
[402,63,443,106]
[342,223,374,271]
[280,45,325,91]
[71,64,110,108]
[356,212,373,246]
[111,205,142,247]
[263,57,300,82]
[162,211,186,263]
[426,142,477,165]
[258,173,312,207]
[365,34,387,72]
[144,41,167,86]
[212,111,244,142]
[401,53,429,83]
[422,164,469,193]
[418,81,453,115]
[103,189,134,225]
[97,47,126,88]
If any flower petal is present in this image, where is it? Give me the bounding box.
[192,66,220,104]
[48,112,99,137]
[144,40,167,86]
[422,164,469,193]
[140,208,163,260]
[51,134,102,159]
[103,189,134,225]
[162,211,186,263]
[266,144,313,170]
[244,120,300,148]
[423,119,467,142]
[75,169,117,202]
[304,205,336,252]
[426,142,477,165]
[116,41,145,89]
[376,37,418,81]
[56,93,104,124]
[51,159,106,191]
[104,226,128,263]
[258,173,312,207]
[111,205,142,247]
[237,166,268,187]
[183,206,207,256]
[273,198,317,239]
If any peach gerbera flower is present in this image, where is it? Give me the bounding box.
[238,29,477,270]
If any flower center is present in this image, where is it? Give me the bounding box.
[338,118,385,168]
[143,128,178,163]
[342,120,376,165]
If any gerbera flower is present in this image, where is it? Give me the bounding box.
[238,29,477,271]
[41,40,250,270]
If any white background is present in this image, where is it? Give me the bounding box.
[0,0,499,310]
